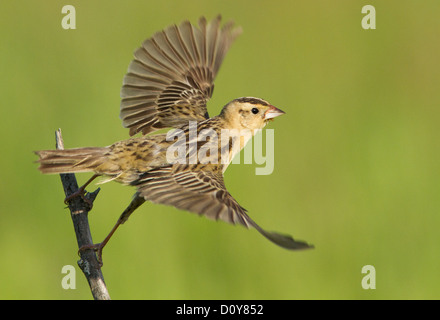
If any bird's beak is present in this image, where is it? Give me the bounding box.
[264,105,286,120]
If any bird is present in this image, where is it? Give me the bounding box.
[35,15,313,265]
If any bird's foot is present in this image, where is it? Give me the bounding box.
[78,242,105,267]
[64,186,94,210]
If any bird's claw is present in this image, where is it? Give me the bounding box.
[78,243,105,267]
[64,188,94,210]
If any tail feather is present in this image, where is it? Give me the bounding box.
[34,147,108,174]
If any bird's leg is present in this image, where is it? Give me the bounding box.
[117,194,145,224]
[64,174,99,209]
[78,219,123,267]
[78,194,146,266]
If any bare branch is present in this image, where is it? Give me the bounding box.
[55,129,111,300]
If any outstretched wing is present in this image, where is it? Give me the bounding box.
[132,164,313,250]
[120,15,242,136]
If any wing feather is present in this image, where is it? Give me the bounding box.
[133,164,313,250]
[120,15,242,136]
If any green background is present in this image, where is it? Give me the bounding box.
[1,0,439,299]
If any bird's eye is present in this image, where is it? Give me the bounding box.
[251,108,259,114]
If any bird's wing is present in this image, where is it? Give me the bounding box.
[133,164,313,250]
[120,15,242,136]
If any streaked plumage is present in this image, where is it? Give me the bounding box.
[35,16,313,264]
[121,16,242,136]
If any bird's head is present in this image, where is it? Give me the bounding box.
[220,97,285,131]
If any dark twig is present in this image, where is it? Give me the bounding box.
[55,128,110,300]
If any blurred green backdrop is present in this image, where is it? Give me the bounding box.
[1,0,439,299]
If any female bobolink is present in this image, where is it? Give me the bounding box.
[35,16,313,264]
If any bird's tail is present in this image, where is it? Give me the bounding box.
[34,147,109,174]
